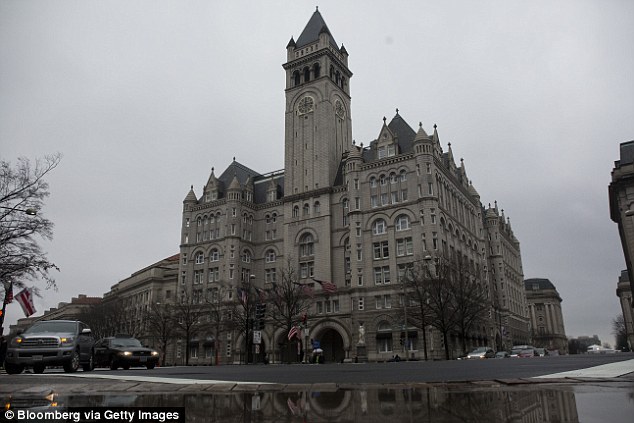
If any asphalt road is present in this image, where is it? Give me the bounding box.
[6,352,631,386]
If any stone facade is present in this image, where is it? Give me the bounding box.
[616,270,633,349]
[609,140,634,349]
[524,278,568,354]
[178,9,529,363]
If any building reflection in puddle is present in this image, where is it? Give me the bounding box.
[9,384,633,422]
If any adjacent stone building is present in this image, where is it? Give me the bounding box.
[524,278,568,354]
[178,9,529,362]
[609,140,634,349]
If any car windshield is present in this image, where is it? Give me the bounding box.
[24,321,77,334]
[470,347,487,353]
[111,338,143,348]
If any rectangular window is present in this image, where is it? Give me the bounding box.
[357,271,363,286]
[428,183,433,195]
[371,195,378,208]
[396,238,413,256]
[194,270,204,285]
[355,197,360,209]
[401,189,408,201]
[357,247,363,261]
[208,267,219,282]
[326,301,332,313]
[332,299,339,312]
[373,241,389,259]
[384,295,391,309]
[391,192,399,204]
[316,301,323,314]
[381,193,388,205]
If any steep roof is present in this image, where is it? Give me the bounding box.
[218,160,261,188]
[296,8,338,48]
[388,112,417,153]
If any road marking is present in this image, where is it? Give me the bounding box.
[56,373,273,385]
[535,359,634,379]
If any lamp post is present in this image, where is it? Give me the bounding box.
[401,276,409,360]
[0,206,37,216]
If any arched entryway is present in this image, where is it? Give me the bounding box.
[319,328,345,363]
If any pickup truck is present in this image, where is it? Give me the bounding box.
[4,320,94,374]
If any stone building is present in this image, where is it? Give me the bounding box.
[102,254,180,362]
[609,140,634,349]
[616,270,633,350]
[524,278,568,354]
[178,9,528,362]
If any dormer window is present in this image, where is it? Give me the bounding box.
[378,145,396,159]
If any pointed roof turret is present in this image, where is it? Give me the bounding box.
[228,174,241,191]
[286,37,296,49]
[296,8,338,48]
[184,185,197,204]
[414,122,429,140]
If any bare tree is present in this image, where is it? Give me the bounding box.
[403,258,434,361]
[1,154,62,328]
[612,314,628,351]
[421,256,459,360]
[451,258,491,356]
[202,285,229,365]
[77,300,130,340]
[144,303,176,366]
[266,258,313,362]
[170,292,207,365]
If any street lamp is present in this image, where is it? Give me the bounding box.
[0,206,37,215]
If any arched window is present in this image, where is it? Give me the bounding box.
[195,252,204,264]
[303,203,310,216]
[210,249,220,262]
[370,177,377,188]
[314,201,321,214]
[313,63,320,78]
[197,217,202,226]
[390,172,398,184]
[293,70,300,86]
[300,233,314,257]
[242,250,252,263]
[272,212,277,223]
[380,174,387,186]
[293,205,299,217]
[303,67,310,83]
[400,169,407,182]
[373,219,387,235]
[265,249,276,263]
[395,215,410,231]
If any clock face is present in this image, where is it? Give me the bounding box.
[335,100,345,119]
[297,96,314,115]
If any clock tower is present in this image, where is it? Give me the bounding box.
[283,8,353,195]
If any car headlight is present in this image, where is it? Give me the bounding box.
[151,351,159,356]
[60,337,74,345]
[10,337,23,347]
[119,351,132,356]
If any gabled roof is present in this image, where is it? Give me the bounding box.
[296,8,338,48]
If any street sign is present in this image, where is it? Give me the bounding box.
[253,330,261,344]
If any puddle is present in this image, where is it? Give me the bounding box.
[3,383,634,422]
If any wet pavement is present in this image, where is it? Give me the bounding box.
[1,373,633,422]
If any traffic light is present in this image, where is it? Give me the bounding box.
[255,304,266,330]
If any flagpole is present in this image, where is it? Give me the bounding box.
[0,282,12,334]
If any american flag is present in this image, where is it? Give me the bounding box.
[313,278,337,294]
[237,287,248,305]
[254,287,267,303]
[15,287,36,317]
[287,325,299,340]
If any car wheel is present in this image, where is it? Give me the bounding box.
[109,357,118,370]
[146,363,155,370]
[63,350,80,373]
[4,362,24,375]
[82,353,94,372]
[33,364,46,374]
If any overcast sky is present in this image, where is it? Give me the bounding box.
[2,0,632,346]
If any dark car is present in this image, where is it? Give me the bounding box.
[4,320,94,374]
[466,347,495,359]
[93,335,159,370]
